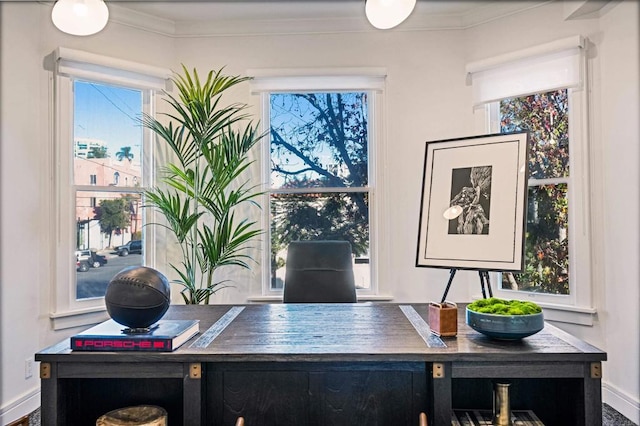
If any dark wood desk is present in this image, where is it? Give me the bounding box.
[36,303,606,425]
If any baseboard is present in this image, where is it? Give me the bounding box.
[603,381,640,424]
[0,387,40,426]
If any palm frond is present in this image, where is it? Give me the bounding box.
[144,65,264,304]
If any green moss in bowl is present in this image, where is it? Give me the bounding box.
[466,298,544,340]
[467,297,542,315]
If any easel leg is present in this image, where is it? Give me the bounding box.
[440,269,457,303]
[478,271,493,298]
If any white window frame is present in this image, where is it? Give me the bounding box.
[467,37,596,325]
[50,48,169,329]
[247,68,386,299]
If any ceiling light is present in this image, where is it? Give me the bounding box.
[52,0,109,36]
[365,0,416,30]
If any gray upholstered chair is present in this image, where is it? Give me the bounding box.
[283,240,357,303]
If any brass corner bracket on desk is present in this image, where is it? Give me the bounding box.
[40,362,51,379]
[591,362,602,379]
[190,363,201,379]
[433,362,445,378]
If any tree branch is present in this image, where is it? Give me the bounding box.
[300,94,361,186]
[270,127,343,186]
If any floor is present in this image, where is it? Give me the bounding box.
[27,404,637,425]
[602,403,638,426]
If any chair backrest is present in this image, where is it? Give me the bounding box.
[283,240,357,303]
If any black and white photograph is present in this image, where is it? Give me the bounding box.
[447,165,492,235]
[416,132,528,271]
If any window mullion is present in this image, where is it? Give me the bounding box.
[75,184,144,193]
[270,186,370,194]
[528,177,570,187]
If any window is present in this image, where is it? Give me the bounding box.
[51,48,169,327]
[499,89,570,295]
[269,92,371,291]
[249,69,385,296]
[467,36,594,322]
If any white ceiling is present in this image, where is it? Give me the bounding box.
[115,1,492,23]
[107,1,551,35]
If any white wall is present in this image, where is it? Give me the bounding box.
[596,1,640,420]
[0,3,175,424]
[0,4,46,422]
[1,1,637,424]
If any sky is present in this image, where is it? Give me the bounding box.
[74,80,143,160]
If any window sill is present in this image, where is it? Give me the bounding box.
[50,307,110,330]
[535,301,596,326]
[471,294,597,326]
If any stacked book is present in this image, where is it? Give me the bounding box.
[451,410,544,426]
[71,319,199,352]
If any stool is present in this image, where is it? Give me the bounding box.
[96,405,167,426]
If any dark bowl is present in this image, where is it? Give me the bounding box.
[466,307,544,340]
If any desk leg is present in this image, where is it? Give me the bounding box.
[40,362,64,426]
[184,363,202,425]
[584,362,603,426]
[431,362,452,426]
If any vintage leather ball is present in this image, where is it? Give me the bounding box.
[105,266,171,328]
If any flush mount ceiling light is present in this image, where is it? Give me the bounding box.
[365,0,416,30]
[52,0,109,36]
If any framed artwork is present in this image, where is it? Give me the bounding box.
[416,132,529,271]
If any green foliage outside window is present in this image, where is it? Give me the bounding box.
[94,197,132,247]
[500,90,570,295]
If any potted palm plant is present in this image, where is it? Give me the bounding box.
[143,66,263,304]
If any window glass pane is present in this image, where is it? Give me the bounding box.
[268,91,372,294]
[499,89,571,297]
[502,184,569,295]
[270,192,370,290]
[270,92,369,190]
[75,191,143,300]
[500,89,569,180]
[74,80,143,187]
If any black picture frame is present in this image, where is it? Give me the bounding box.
[416,132,529,272]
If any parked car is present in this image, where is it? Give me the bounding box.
[75,250,108,268]
[76,259,90,272]
[75,250,91,261]
[117,240,142,256]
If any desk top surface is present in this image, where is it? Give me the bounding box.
[37,303,606,363]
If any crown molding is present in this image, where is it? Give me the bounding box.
[563,0,617,20]
[106,1,551,38]
[457,1,553,29]
[108,3,176,36]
